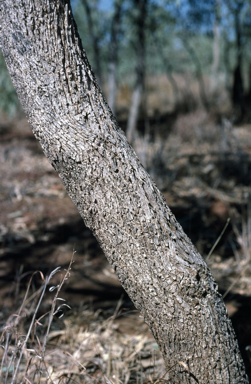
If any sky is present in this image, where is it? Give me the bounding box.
[99,0,113,11]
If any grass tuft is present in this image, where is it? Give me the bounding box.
[0,255,165,384]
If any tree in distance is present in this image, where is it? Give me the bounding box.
[0,1,249,382]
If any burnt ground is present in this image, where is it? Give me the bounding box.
[0,114,251,382]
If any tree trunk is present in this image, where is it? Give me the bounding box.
[248,62,251,99]
[0,1,249,382]
[107,0,123,114]
[152,33,180,112]
[223,29,232,95]
[232,2,245,118]
[211,0,221,92]
[182,36,210,112]
[126,0,147,144]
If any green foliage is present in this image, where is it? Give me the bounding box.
[72,0,251,93]
[1,0,251,117]
[72,0,111,77]
[0,49,20,118]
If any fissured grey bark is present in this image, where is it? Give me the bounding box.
[0,1,248,382]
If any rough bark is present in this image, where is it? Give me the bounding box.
[0,1,249,382]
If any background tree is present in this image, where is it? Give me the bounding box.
[224,0,245,118]
[211,0,221,92]
[1,0,251,122]
[126,0,148,144]
[108,0,124,114]
[80,0,103,89]
[148,2,181,112]
[173,0,215,111]
[221,0,251,118]
[0,1,249,383]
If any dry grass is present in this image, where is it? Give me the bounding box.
[0,257,166,384]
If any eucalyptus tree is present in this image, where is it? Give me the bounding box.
[172,0,214,111]
[80,0,103,88]
[223,0,245,117]
[211,0,221,92]
[107,0,124,114]
[126,0,148,143]
[0,0,249,382]
[216,0,251,117]
[148,4,181,112]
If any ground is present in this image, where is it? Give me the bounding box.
[0,113,251,383]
